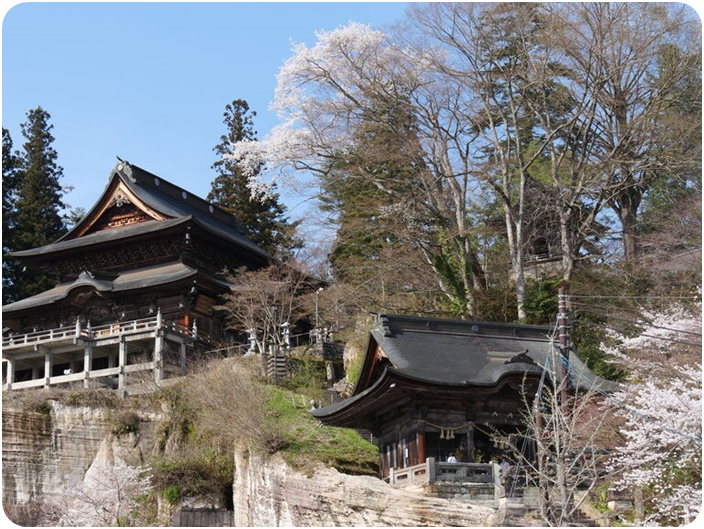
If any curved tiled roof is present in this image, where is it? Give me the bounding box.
[2,262,200,314]
[366,315,550,387]
[11,160,271,262]
[10,218,189,258]
[311,313,619,425]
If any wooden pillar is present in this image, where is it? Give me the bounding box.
[154,309,164,384]
[416,425,426,464]
[44,351,52,388]
[83,343,93,388]
[467,424,476,462]
[5,358,14,390]
[396,425,404,468]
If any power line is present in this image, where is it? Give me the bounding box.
[567,294,701,300]
[560,355,702,445]
[570,305,703,337]
[576,319,703,348]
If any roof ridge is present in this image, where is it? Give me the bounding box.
[116,160,246,233]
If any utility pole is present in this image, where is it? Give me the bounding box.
[558,287,570,412]
[556,287,570,519]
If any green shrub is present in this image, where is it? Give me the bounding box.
[151,446,233,500]
[266,386,378,475]
[345,353,365,388]
[284,355,327,394]
[161,484,182,505]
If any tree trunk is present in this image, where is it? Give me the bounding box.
[559,214,576,282]
[505,208,527,321]
[613,186,642,262]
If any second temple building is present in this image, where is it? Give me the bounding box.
[311,313,615,485]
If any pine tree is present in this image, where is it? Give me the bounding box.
[208,100,300,259]
[4,107,67,302]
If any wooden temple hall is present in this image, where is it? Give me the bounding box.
[311,313,613,489]
[2,160,271,394]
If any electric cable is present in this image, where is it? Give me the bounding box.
[558,354,702,444]
[569,305,703,338]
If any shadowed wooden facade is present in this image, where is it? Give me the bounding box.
[311,313,615,483]
[2,160,271,393]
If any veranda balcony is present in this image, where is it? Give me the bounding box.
[2,312,200,395]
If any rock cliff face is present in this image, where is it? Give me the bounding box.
[4,399,499,527]
[232,444,499,527]
[2,400,162,518]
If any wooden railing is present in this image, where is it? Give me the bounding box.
[2,324,86,347]
[5,362,159,391]
[389,459,502,498]
[3,313,198,349]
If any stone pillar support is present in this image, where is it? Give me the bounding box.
[118,336,127,394]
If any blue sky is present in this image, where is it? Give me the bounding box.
[2,1,410,219]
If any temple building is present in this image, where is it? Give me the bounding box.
[311,313,615,485]
[2,159,271,394]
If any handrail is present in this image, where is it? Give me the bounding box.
[2,325,82,347]
[2,315,198,348]
[389,459,499,489]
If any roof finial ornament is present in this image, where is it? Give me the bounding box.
[114,157,135,182]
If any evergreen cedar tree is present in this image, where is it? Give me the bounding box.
[2,107,67,303]
[208,99,300,259]
[2,128,22,300]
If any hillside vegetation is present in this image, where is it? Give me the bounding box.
[142,354,377,515]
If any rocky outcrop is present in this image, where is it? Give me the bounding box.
[4,397,501,527]
[2,400,162,506]
[233,444,499,527]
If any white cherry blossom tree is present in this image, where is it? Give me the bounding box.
[227,22,489,317]
[603,297,702,526]
[57,461,151,527]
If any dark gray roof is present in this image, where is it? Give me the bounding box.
[2,263,199,313]
[311,313,618,423]
[11,160,271,261]
[10,218,188,258]
[368,314,551,387]
[368,313,616,391]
